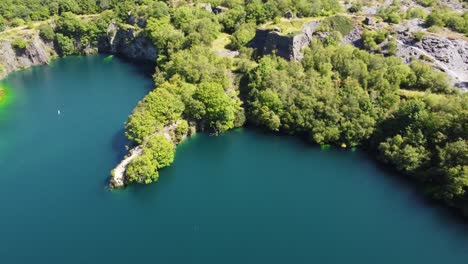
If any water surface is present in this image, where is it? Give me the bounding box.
[1,55,468,263]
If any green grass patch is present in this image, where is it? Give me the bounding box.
[317,15,354,35]
[0,84,14,108]
[103,55,114,62]
[261,17,321,35]
[212,33,232,52]
[399,89,447,101]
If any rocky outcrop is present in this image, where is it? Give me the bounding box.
[99,22,157,61]
[0,22,158,80]
[396,32,468,90]
[0,33,56,79]
[249,21,320,61]
[110,146,143,188]
[292,21,320,60]
[110,121,195,188]
[342,27,363,48]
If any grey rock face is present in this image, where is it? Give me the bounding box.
[203,3,212,13]
[342,27,363,48]
[0,22,158,80]
[249,21,320,61]
[0,34,54,79]
[364,17,376,26]
[292,21,320,60]
[101,22,157,61]
[396,32,468,89]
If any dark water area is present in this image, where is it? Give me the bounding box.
[1,55,468,263]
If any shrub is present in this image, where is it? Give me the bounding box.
[378,7,401,24]
[416,0,437,7]
[348,2,363,13]
[11,18,25,27]
[413,30,426,41]
[427,25,442,33]
[11,38,27,50]
[323,31,343,46]
[318,15,354,35]
[0,16,5,31]
[39,25,55,41]
[174,120,189,143]
[426,10,468,34]
[229,22,256,50]
[386,37,397,56]
[55,33,75,56]
[406,7,427,19]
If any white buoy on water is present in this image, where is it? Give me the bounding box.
[58,110,61,115]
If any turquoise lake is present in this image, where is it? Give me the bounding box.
[1,55,468,263]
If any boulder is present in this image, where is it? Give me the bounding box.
[364,17,376,26]
[284,11,294,19]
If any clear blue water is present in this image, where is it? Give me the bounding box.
[1,55,468,263]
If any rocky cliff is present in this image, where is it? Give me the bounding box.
[0,33,55,79]
[99,22,157,62]
[0,22,157,80]
[249,21,320,60]
[396,32,468,90]
[250,16,468,90]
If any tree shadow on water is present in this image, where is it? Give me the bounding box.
[99,128,132,188]
[111,127,130,164]
[365,153,468,234]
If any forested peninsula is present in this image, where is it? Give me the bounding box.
[0,0,467,215]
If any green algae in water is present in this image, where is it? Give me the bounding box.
[0,84,13,108]
[104,55,114,62]
[320,144,331,150]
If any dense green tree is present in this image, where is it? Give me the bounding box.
[126,153,159,184]
[193,82,237,133]
[39,24,55,41]
[55,33,75,56]
[219,6,246,33]
[11,38,27,50]
[125,86,185,143]
[229,22,256,50]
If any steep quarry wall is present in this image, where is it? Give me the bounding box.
[99,22,157,62]
[250,21,320,61]
[0,22,157,80]
[0,33,55,79]
[250,18,468,90]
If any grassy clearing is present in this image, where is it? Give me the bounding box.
[212,32,232,52]
[260,17,322,35]
[399,89,448,101]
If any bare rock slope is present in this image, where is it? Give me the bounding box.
[0,34,55,79]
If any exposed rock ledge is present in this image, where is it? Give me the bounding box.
[249,21,320,60]
[395,33,468,90]
[110,146,142,188]
[110,121,194,188]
